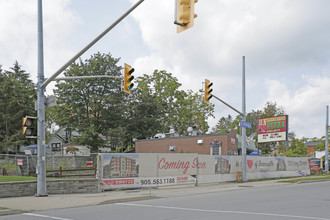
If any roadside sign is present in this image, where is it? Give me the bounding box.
[86,161,94,167]
[17,158,23,166]
[240,121,252,129]
[45,95,57,108]
[24,150,32,155]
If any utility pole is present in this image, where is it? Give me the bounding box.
[241,56,247,182]
[36,0,144,196]
[325,105,329,172]
[207,56,248,182]
[36,0,47,197]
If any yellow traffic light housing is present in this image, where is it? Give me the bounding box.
[204,79,213,104]
[175,0,198,33]
[22,116,38,138]
[123,63,135,94]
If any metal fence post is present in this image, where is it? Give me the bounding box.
[15,155,18,176]
[52,154,55,177]
[27,156,29,176]
[156,153,159,188]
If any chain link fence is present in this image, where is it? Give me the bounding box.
[0,153,98,177]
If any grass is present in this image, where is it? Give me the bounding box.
[0,207,8,210]
[279,175,330,183]
[247,176,296,182]
[244,173,330,183]
[0,176,37,182]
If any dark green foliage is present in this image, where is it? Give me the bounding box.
[0,62,36,153]
[53,53,124,152]
[135,70,214,136]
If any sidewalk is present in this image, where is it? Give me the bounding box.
[0,178,294,216]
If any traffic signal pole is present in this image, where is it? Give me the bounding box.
[241,56,247,182]
[36,0,144,196]
[212,95,242,116]
[41,0,144,90]
[325,106,329,172]
[37,0,47,196]
[206,57,247,182]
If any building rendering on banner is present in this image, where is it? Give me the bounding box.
[103,155,138,178]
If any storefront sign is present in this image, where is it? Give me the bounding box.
[257,115,288,143]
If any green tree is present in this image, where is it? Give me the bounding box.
[136,70,183,133]
[314,136,329,152]
[224,114,242,135]
[135,70,214,136]
[285,138,308,157]
[0,62,36,153]
[211,114,233,134]
[175,90,214,135]
[53,53,125,152]
[124,89,161,142]
[246,109,263,137]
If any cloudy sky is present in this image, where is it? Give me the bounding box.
[1,0,330,139]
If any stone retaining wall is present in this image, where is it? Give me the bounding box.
[0,179,100,198]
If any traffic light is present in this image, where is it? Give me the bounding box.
[204,79,213,104]
[175,0,198,33]
[123,63,135,94]
[22,116,37,138]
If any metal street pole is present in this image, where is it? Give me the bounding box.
[325,105,329,172]
[212,95,242,116]
[41,0,144,90]
[37,0,47,197]
[211,56,247,182]
[36,0,144,196]
[53,75,122,81]
[241,56,247,182]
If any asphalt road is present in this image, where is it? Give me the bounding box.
[2,181,330,220]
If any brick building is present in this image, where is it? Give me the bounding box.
[135,130,238,155]
[304,142,321,155]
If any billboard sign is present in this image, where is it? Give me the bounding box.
[99,153,311,190]
[257,115,288,143]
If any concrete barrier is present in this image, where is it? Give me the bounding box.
[0,179,100,198]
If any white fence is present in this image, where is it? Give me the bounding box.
[98,153,311,190]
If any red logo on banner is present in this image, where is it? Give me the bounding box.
[101,179,134,186]
[247,160,253,169]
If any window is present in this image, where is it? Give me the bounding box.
[210,141,222,155]
[51,143,61,151]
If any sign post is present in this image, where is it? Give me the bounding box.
[325,106,329,172]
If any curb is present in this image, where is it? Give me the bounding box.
[0,209,24,216]
[296,178,330,184]
[97,195,158,205]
